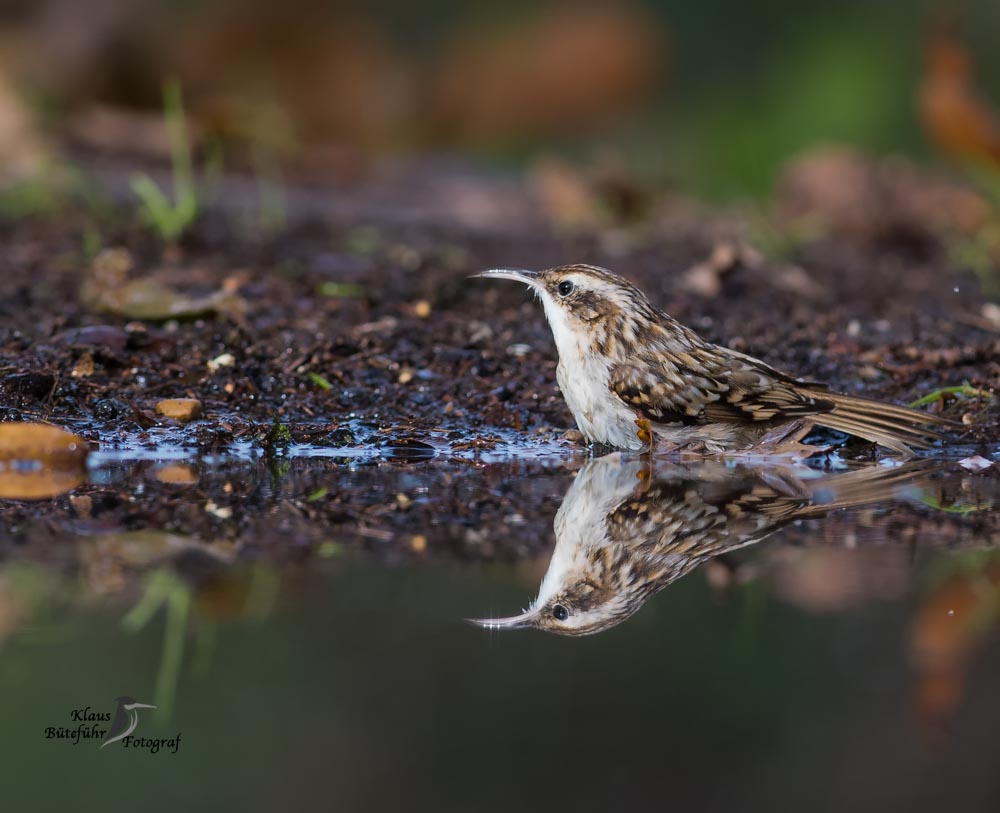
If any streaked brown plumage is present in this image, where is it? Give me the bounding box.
[471,455,933,635]
[477,264,953,455]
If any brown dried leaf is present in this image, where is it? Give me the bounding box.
[81,248,246,321]
[0,423,89,467]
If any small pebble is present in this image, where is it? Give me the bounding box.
[207,353,235,373]
[156,398,203,422]
[156,464,199,485]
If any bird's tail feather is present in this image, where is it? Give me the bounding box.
[810,391,953,454]
[800,460,934,514]
[750,460,933,521]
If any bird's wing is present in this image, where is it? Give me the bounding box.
[608,345,835,425]
[606,480,801,558]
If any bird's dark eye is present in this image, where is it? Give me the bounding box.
[557,280,575,297]
[552,604,569,621]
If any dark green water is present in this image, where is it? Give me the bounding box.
[1,451,999,812]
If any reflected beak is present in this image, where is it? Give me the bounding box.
[473,268,540,287]
[465,611,535,630]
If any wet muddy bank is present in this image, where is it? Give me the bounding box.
[1,160,999,554]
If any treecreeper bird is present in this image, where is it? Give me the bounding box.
[471,455,931,635]
[476,265,951,454]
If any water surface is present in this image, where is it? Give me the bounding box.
[1,443,999,812]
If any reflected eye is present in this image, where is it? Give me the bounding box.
[557,280,575,297]
[552,604,569,621]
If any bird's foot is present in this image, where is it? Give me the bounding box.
[634,415,654,457]
[633,457,654,495]
[734,420,828,463]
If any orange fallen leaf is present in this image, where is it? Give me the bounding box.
[0,423,89,467]
[919,18,1000,167]
[0,468,85,500]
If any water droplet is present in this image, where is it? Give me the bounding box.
[953,287,960,293]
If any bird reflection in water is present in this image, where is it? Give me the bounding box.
[472,454,931,635]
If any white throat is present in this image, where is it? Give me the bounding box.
[539,293,586,361]
[534,283,642,450]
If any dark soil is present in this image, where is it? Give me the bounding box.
[1,157,999,560]
[3,165,998,439]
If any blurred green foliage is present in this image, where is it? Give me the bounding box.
[7,0,1000,201]
[648,0,996,196]
[129,81,199,242]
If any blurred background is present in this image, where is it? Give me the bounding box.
[1,0,999,199]
[3,4,1000,809]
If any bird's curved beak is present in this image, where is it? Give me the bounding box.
[126,702,157,710]
[465,611,535,630]
[473,268,540,287]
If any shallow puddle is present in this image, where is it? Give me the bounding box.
[2,439,999,811]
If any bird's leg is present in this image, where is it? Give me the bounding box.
[632,415,654,497]
[634,413,655,456]
[633,457,653,495]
